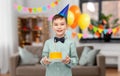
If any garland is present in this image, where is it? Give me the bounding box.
[66,25,120,39]
[14,0,61,13]
[88,25,120,35]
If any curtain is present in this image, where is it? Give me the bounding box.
[0,0,18,74]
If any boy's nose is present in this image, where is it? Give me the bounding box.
[58,25,61,28]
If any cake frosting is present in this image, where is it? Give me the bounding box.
[49,52,62,60]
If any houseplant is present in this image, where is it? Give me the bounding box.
[90,13,120,42]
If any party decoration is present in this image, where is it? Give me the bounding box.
[70,20,78,29]
[69,5,81,20]
[14,0,61,13]
[108,29,112,34]
[55,1,58,5]
[59,4,69,18]
[33,8,37,13]
[47,5,51,9]
[83,34,88,38]
[37,7,42,12]
[72,32,77,38]
[78,13,90,30]
[42,6,47,11]
[88,24,120,35]
[98,24,104,29]
[77,33,83,39]
[89,24,93,30]
[103,29,108,34]
[67,10,75,26]
[93,26,98,32]
[98,28,103,33]
[116,27,120,32]
[51,2,56,7]
[95,32,101,38]
[69,5,81,29]
[112,28,117,34]
[70,24,120,39]
[23,7,28,12]
[28,8,32,13]
[18,5,22,11]
[48,14,54,21]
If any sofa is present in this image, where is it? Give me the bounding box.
[9,46,105,76]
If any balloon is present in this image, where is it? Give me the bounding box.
[69,5,81,19]
[67,10,75,26]
[70,19,78,29]
[78,13,90,30]
[69,5,81,29]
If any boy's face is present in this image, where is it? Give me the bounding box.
[52,18,67,37]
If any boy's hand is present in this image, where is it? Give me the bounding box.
[42,56,51,65]
[62,56,71,64]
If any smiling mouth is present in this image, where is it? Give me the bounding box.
[57,30,62,32]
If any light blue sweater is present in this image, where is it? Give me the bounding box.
[41,36,78,76]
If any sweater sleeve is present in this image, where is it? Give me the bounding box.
[66,41,78,68]
[40,40,49,66]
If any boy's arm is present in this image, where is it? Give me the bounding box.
[66,41,78,68]
[40,40,49,66]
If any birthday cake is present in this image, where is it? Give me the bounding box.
[49,52,62,60]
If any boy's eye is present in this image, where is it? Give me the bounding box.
[61,23,65,26]
[54,24,58,26]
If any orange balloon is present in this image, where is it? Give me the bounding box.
[69,5,81,29]
[69,5,81,19]
[71,19,78,29]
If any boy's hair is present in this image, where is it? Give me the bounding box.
[52,14,67,23]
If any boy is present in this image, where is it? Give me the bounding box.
[41,5,78,76]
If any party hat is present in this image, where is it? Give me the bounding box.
[59,4,69,18]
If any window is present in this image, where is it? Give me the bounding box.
[79,0,120,42]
